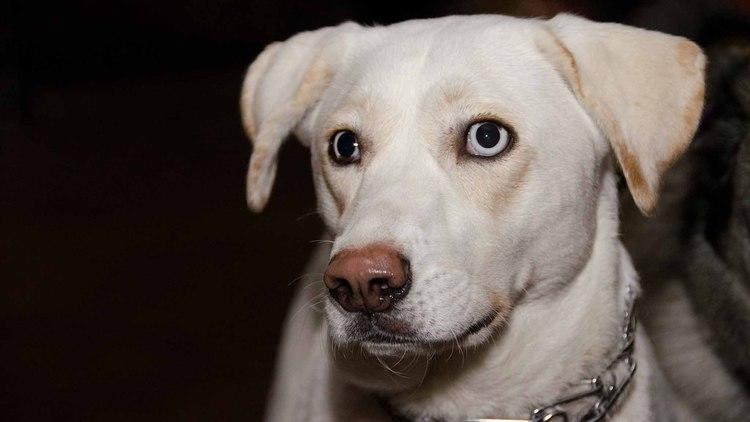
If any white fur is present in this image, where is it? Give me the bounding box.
[243,14,708,421]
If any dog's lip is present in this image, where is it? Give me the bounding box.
[363,311,498,345]
[365,331,415,344]
[464,311,497,336]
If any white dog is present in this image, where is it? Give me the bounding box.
[241,14,711,421]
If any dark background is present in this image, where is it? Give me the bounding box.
[2,1,749,420]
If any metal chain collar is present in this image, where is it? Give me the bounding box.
[469,285,639,422]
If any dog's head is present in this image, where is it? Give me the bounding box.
[241,15,704,357]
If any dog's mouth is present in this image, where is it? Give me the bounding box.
[360,311,499,350]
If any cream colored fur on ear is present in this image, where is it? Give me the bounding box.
[541,14,705,214]
[240,22,360,212]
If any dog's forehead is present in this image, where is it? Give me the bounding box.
[349,17,543,88]
[321,17,553,128]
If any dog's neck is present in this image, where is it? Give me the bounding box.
[373,171,639,420]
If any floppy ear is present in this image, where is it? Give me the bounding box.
[539,14,706,214]
[240,22,361,212]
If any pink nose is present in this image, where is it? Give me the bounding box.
[324,245,410,313]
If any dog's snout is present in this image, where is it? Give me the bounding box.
[324,245,410,313]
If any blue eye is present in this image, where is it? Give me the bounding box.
[329,130,361,164]
[466,121,511,157]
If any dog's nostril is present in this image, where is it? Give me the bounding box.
[332,277,349,290]
[327,278,356,310]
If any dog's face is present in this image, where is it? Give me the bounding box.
[241,15,704,357]
[310,22,605,355]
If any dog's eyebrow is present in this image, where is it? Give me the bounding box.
[436,80,473,106]
[322,91,401,141]
[322,91,374,129]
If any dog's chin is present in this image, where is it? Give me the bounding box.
[329,312,506,392]
[340,311,502,357]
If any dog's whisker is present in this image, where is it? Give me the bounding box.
[448,327,465,365]
[295,210,322,222]
[289,291,329,323]
[307,292,329,307]
[445,336,455,361]
[457,337,466,366]
[299,278,325,292]
[393,349,408,367]
[374,354,408,378]
[401,353,433,399]
[307,297,330,312]
[288,271,324,287]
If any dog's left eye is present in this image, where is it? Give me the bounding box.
[466,121,511,157]
[329,130,361,164]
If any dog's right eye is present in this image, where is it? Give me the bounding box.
[329,130,361,164]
